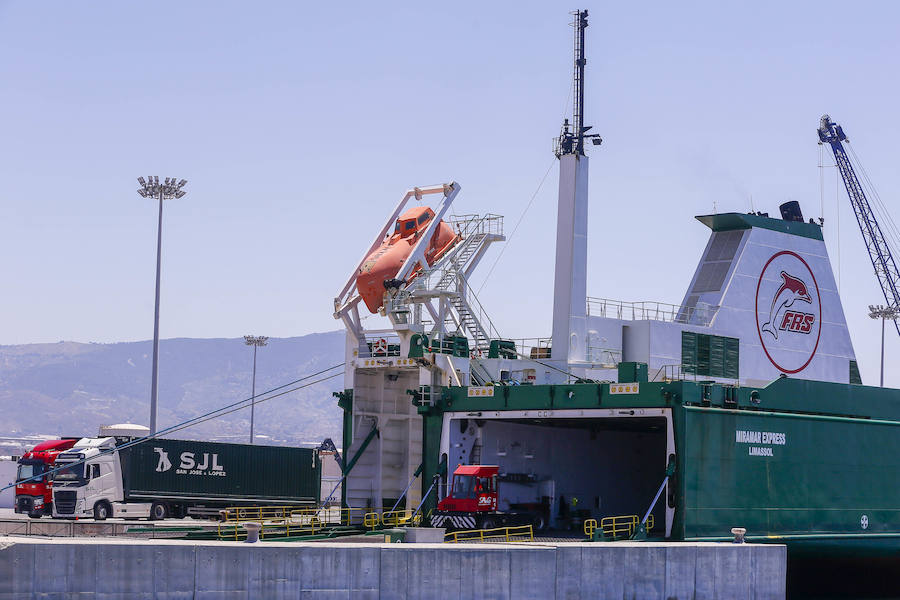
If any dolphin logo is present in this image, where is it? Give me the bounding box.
[153,448,172,472]
[761,271,812,339]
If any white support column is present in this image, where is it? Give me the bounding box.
[551,153,589,370]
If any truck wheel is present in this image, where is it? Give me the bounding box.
[532,514,546,531]
[150,502,168,521]
[94,502,111,521]
[481,518,496,531]
[27,512,42,519]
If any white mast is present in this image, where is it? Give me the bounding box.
[551,9,600,371]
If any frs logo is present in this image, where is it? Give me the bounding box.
[761,271,814,339]
[779,310,815,334]
[755,251,823,375]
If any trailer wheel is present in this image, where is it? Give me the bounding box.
[532,514,546,531]
[93,501,111,521]
[27,512,42,519]
[150,502,168,521]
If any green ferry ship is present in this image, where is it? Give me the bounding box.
[329,10,900,578]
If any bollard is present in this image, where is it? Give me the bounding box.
[731,527,746,544]
[243,522,262,543]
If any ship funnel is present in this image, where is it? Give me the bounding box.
[779,201,804,223]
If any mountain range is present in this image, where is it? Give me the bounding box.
[0,331,346,447]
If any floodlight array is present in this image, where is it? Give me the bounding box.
[868,304,900,320]
[137,175,188,199]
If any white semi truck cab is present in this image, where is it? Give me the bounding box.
[50,427,323,521]
[51,436,153,520]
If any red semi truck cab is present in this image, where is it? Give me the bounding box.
[437,465,498,512]
[15,438,79,518]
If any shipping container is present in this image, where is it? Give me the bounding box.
[120,439,320,505]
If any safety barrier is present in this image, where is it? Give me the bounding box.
[584,514,655,540]
[217,514,324,541]
[217,505,422,540]
[220,505,301,523]
[362,509,421,529]
[222,505,384,527]
[0,518,203,539]
[444,525,534,544]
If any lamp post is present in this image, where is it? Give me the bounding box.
[137,176,187,436]
[868,304,899,387]
[244,335,269,444]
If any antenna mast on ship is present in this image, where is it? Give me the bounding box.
[556,10,602,158]
[551,9,600,372]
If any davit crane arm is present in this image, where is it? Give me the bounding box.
[818,114,900,335]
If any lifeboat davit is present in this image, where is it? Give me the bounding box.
[357,206,459,313]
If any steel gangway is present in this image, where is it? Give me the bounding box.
[407,213,505,351]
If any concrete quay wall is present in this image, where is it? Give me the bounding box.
[0,537,785,599]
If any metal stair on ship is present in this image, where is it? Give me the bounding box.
[408,214,504,352]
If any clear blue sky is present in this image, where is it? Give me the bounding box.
[1,1,899,385]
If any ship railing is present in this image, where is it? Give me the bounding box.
[587,297,720,326]
[453,275,502,346]
[483,337,552,361]
[356,333,403,358]
[448,213,504,238]
[654,364,687,382]
[444,524,534,543]
[653,364,740,386]
[414,213,505,288]
[585,346,621,367]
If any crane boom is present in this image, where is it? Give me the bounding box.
[818,114,900,335]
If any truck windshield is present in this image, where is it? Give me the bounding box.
[452,475,475,499]
[52,461,85,483]
[16,462,46,483]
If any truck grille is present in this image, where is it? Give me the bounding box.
[16,496,34,513]
[55,490,77,514]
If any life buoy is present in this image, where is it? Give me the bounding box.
[373,338,388,356]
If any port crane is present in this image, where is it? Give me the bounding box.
[818,115,900,335]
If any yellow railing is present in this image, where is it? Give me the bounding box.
[591,514,655,539]
[363,509,422,529]
[220,505,303,523]
[584,518,598,538]
[444,525,534,543]
[217,515,324,541]
[363,511,380,529]
[218,504,423,540]
[287,506,376,527]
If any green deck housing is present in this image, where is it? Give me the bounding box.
[401,374,900,550]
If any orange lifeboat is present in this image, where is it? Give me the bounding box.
[357,206,459,313]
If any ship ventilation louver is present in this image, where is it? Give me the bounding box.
[689,231,743,294]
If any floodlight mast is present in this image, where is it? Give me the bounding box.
[136,176,188,435]
[244,335,269,444]
[868,304,899,387]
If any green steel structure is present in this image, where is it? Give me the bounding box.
[336,369,900,555]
